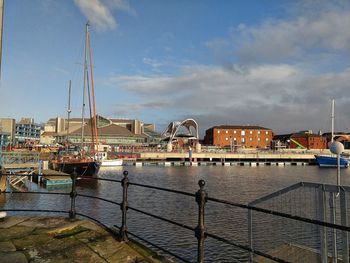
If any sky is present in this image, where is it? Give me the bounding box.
[1,0,350,137]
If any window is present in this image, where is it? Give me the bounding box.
[258,131,261,134]
[266,131,269,135]
[226,130,228,134]
[250,131,253,134]
[241,131,245,135]
[217,130,220,134]
[225,138,228,141]
[258,138,261,141]
[234,130,237,134]
[234,138,237,141]
[242,138,245,142]
[250,138,253,141]
[266,138,269,141]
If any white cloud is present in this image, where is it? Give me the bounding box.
[143,58,163,71]
[233,10,350,62]
[73,0,135,31]
[104,0,136,16]
[104,64,350,134]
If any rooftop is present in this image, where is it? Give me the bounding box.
[211,125,271,130]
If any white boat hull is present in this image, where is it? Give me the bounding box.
[101,159,123,167]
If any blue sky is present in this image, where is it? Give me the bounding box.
[1,0,350,136]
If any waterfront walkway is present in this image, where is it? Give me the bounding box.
[0,216,165,263]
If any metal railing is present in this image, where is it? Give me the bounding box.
[1,171,350,262]
[248,182,350,263]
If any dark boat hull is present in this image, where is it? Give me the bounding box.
[51,161,100,177]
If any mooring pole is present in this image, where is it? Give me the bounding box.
[195,180,207,263]
[120,170,129,242]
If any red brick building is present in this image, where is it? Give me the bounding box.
[204,125,273,148]
[290,133,327,149]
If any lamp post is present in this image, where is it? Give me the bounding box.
[330,141,344,187]
[329,141,344,263]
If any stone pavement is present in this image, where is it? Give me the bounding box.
[0,216,168,263]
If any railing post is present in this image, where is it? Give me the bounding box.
[195,179,207,263]
[318,185,327,263]
[120,170,129,242]
[69,168,78,220]
[248,208,254,263]
[340,188,349,263]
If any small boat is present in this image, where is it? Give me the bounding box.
[98,152,123,167]
[101,159,123,167]
[315,155,349,168]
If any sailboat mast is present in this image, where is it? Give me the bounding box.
[66,80,72,146]
[331,99,335,143]
[81,22,89,151]
[0,0,4,80]
[88,31,99,152]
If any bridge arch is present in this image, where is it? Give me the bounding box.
[162,118,199,142]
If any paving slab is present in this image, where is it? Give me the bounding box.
[0,217,29,229]
[17,216,68,229]
[0,241,16,252]
[0,216,166,263]
[0,251,28,263]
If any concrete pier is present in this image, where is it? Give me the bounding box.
[129,160,313,167]
[0,216,164,263]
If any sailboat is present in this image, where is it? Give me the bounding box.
[50,22,100,177]
[315,100,349,168]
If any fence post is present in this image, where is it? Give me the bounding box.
[195,179,207,263]
[318,185,327,263]
[69,168,78,220]
[340,188,349,263]
[120,170,129,242]
[248,208,254,263]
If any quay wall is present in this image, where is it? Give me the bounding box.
[128,152,319,166]
[138,152,316,161]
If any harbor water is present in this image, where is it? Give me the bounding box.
[3,165,350,262]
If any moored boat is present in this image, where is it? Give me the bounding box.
[101,159,123,167]
[315,99,348,168]
[315,155,349,168]
[51,154,100,177]
[97,152,123,167]
[50,22,100,177]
